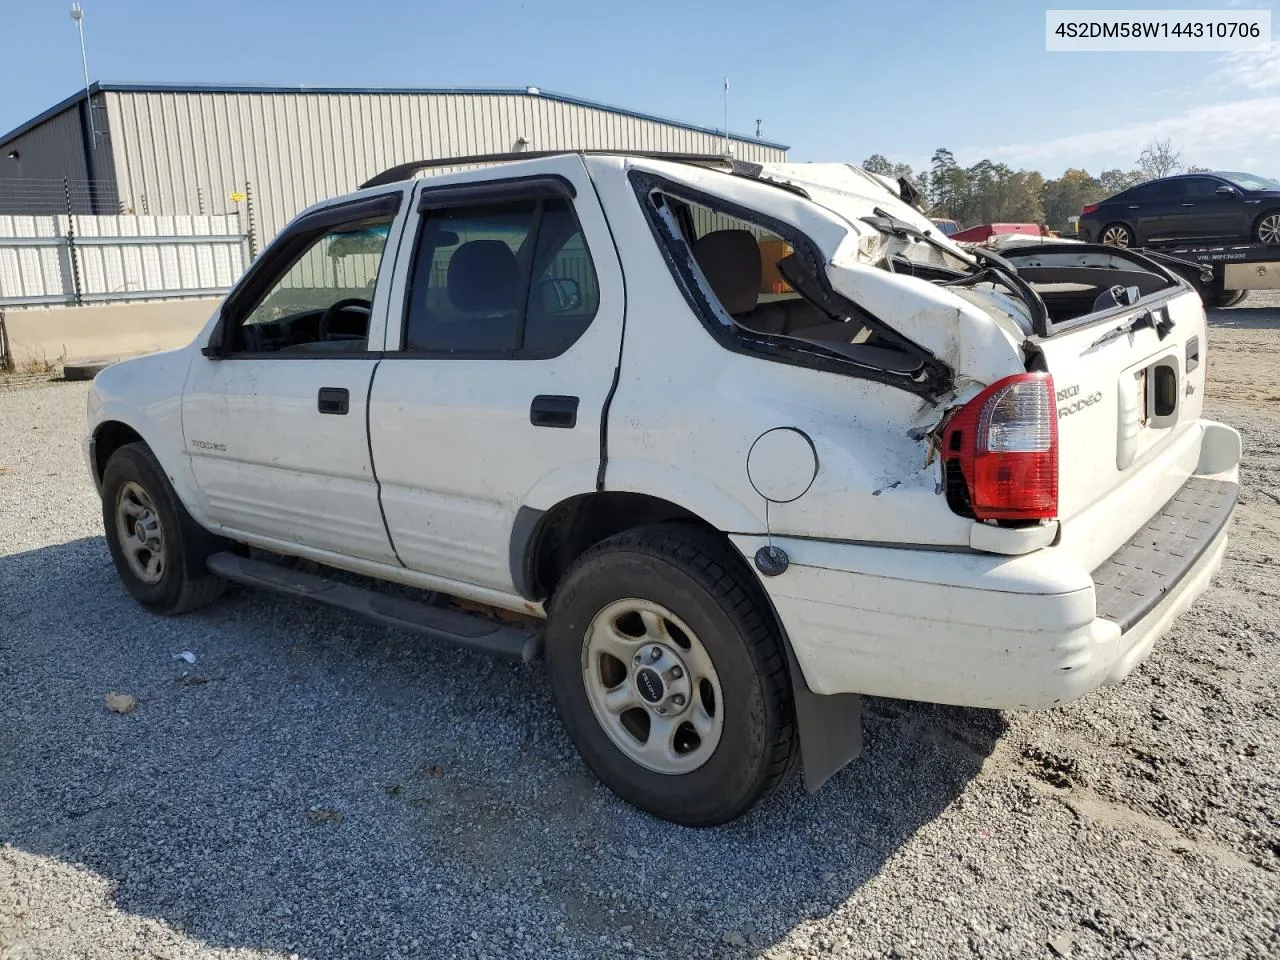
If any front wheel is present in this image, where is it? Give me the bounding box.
[1254,211,1280,245]
[102,442,227,614]
[546,524,797,826]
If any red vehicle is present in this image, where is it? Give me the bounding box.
[949,222,1045,243]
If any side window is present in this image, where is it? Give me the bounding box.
[1148,180,1185,202]
[231,210,395,354]
[402,194,599,357]
[665,194,860,342]
[1183,177,1222,199]
[630,170,943,393]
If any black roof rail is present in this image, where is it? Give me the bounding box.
[360,149,742,189]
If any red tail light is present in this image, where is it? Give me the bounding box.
[943,373,1058,521]
[1081,203,1099,216]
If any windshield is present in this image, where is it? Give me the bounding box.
[1221,172,1280,191]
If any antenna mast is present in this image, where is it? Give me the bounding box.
[722,77,729,155]
[70,3,96,149]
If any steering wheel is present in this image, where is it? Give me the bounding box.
[317,298,372,342]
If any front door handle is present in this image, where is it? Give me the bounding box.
[530,395,579,428]
[1181,203,1195,207]
[318,387,350,415]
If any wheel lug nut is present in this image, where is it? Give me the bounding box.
[670,666,683,680]
[650,647,662,662]
[672,694,686,707]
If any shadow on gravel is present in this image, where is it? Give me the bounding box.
[0,536,1005,958]
[1207,306,1280,329]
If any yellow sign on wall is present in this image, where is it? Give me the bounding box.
[229,191,246,203]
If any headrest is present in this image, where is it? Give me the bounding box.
[446,239,521,314]
[692,229,761,316]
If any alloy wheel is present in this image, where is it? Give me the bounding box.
[1258,214,1280,245]
[1101,225,1131,247]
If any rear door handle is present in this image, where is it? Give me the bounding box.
[530,395,578,428]
[1181,203,1195,207]
[317,387,349,415]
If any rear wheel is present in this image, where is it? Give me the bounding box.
[1254,210,1280,245]
[546,524,797,826]
[102,442,227,614]
[1100,222,1133,247]
[1209,288,1249,309]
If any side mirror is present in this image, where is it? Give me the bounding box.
[201,318,226,359]
[1215,185,1237,196]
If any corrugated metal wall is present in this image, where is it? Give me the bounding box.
[0,95,119,215]
[103,90,786,244]
[0,106,89,185]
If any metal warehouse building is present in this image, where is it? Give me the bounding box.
[0,82,788,243]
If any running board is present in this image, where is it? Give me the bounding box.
[205,552,541,662]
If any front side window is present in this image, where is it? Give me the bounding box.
[231,210,395,354]
[1183,177,1226,199]
[1221,172,1280,192]
[402,194,599,357]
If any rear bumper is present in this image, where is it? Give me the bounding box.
[733,424,1240,711]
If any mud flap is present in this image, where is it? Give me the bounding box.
[783,641,863,792]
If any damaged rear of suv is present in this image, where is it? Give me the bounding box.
[592,154,1238,798]
[86,151,1239,827]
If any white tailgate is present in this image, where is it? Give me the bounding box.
[1035,289,1208,568]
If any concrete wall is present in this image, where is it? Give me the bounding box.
[3,297,218,365]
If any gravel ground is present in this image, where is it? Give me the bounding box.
[1,295,1278,960]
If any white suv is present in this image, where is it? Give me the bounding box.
[86,151,1240,825]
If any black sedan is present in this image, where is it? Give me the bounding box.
[1078,171,1280,247]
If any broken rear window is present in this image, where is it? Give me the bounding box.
[629,169,951,400]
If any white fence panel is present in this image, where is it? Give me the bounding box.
[0,213,246,308]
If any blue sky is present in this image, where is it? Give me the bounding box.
[2,0,1277,178]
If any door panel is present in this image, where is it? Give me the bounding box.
[369,157,625,593]
[183,357,396,561]
[1134,182,1184,242]
[1166,178,1245,239]
[182,188,411,563]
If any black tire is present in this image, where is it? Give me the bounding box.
[546,523,797,826]
[1253,209,1280,246]
[1100,222,1133,247]
[101,442,227,614]
[1208,288,1248,309]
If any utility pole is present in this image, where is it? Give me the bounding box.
[70,3,96,149]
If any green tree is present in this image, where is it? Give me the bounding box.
[929,148,966,219]
[1098,168,1145,195]
[862,154,894,175]
[861,155,929,210]
[1042,168,1105,231]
